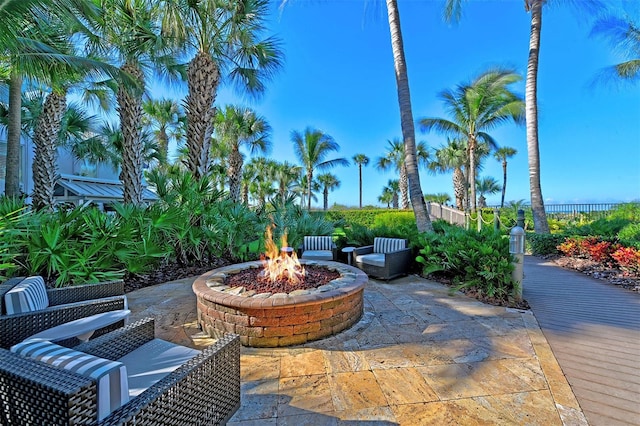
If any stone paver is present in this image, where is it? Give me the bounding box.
[127,274,584,425]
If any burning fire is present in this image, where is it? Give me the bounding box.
[259,225,305,284]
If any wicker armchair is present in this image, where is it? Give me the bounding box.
[298,236,338,261]
[0,277,127,349]
[0,318,241,425]
[354,237,413,280]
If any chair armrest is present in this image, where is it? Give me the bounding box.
[354,245,374,256]
[0,296,127,349]
[0,277,26,315]
[0,347,98,424]
[75,317,156,360]
[100,333,241,426]
[47,280,124,306]
[383,248,413,273]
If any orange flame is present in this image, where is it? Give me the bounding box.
[259,224,305,284]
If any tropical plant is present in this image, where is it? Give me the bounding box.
[493,146,517,208]
[317,172,340,211]
[476,176,501,208]
[419,68,525,212]
[424,193,452,205]
[352,153,369,209]
[591,14,640,86]
[428,139,467,210]
[376,138,429,210]
[163,0,283,179]
[291,127,348,209]
[381,179,400,209]
[214,105,272,202]
[378,189,394,209]
[142,98,185,167]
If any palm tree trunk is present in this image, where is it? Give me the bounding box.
[358,164,363,209]
[4,72,22,197]
[32,91,66,210]
[323,187,329,210]
[526,1,550,233]
[228,147,242,202]
[117,62,144,205]
[386,0,432,232]
[501,159,507,208]
[468,136,477,212]
[399,164,409,209]
[392,192,399,209]
[453,167,465,210]
[185,51,220,179]
[307,170,313,210]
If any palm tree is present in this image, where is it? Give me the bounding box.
[378,188,393,209]
[424,193,452,205]
[272,161,301,200]
[428,139,467,210]
[493,146,517,208]
[376,138,429,210]
[214,105,272,202]
[476,176,501,208]
[382,179,400,209]
[291,127,349,210]
[419,68,525,212]
[162,0,283,180]
[142,98,185,167]
[317,173,340,211]
[591,14,640,85]
[352,153,369,209]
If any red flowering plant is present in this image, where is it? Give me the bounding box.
[611,246,640,276]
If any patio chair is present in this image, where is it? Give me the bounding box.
[298,235,337,261]
[354,237,413,280]
[0,317,241,425]
[0,276,127,349]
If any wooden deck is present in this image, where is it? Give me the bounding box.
[523,256,640,426]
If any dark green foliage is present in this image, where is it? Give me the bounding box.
[415,225,515,298]
[527,233,565,255]
[616,223,640,248]
[565,218,631,238]
[325,209,409,229]
[373,211,416,229]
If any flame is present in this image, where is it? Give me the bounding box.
[259,224,305,284]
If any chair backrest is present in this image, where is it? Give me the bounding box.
[4,276,49,314]
[373,237,406,254]
[11,339,130,421]
[304,236,333,251]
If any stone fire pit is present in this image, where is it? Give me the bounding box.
[193,260,367,347]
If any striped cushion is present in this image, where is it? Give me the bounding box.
[304,236,333,251]
[11,340,129,421]
[4,276,49,314]
[373,238,406,254]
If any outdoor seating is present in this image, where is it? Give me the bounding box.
[298,235,337,261]
[354,237,412,280]
[0,276,127,349]
[0,317,241,425]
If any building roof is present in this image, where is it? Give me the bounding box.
[54,174,158,204]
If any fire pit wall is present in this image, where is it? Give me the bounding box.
[193,260,367,347]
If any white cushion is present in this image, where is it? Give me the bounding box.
[301,250,333,261]
[356,253,386,268]
[117,338,200,397]
[11,340,129,421]
[303,236,333,251]
[373,238,405,254]
[4,276,49,314]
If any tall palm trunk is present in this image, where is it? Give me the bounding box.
[32,91,66,210]
[228,147,242,202]
[185,51,220,179]
[117,62,145,205]
[453,167,465,210]
[157,129,169,165]
[358,164,363,209]
[500,159,508,208]
[468,135,477,211]
[392,192,399,209]
[526,0,550,233]
[307,170,313,210]
[323,187,329,210]
[386,0,432,231]
[399,164,409,209]
[4,73,22,197]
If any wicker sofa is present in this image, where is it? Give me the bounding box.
[298,236,338,261]
[354,237,413,280]
[0,318,241,425]
[0,276,127,349]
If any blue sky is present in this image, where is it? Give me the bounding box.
[166,0,640,208]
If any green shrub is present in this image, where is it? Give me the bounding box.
[618,223,640,248]
[566,217,631,238]
[527,233,565,255]
[373,211,416,229]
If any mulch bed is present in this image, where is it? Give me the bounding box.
[545,254,640,293]
[224,265,340,294]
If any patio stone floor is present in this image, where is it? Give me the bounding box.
[127,274,585,425]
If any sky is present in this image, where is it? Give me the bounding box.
[163,0,640,208]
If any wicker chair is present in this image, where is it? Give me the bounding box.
[354,237,413,280]
[298,236,338,261]
[0,277,127,349]
[0,318,241,425]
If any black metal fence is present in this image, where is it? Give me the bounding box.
[520,203,625,220]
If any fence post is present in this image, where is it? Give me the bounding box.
[494,208,500,231]
[477,211,482,232]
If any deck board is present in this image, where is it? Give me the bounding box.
[523,256,640,426]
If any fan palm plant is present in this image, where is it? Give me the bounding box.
[352,153,369,209]
[428,139,467,211]
[476,176,501,208]
[291,127,348,210]
[493,146,517,208]
[142,98,185,167]
[591,14,640,85]
[382,179,400,209]
[419,68,524,212]
[214,105,272,202]
[317,173,340,211]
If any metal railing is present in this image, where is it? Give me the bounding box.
[426,202,466,226]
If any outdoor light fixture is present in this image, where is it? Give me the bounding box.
[509,209,526,301]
